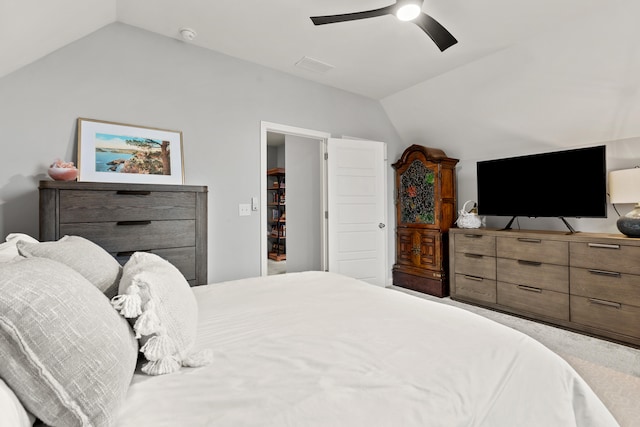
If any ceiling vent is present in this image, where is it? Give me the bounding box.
[295,56,335,74]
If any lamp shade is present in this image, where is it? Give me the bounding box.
[608,168,640,204]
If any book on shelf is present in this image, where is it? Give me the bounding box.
[271,242,285,252]
[270,224,286,237]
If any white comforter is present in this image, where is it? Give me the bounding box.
[116,272,618,426]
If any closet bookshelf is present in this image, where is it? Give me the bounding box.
[267,168,286,261]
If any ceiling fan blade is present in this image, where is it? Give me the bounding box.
[412,12,457,52]
[310,5,395,26]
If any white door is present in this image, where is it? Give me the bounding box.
[327,138,388,286]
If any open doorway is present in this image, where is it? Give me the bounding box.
[266,134,286,275]
[260,122,331,277]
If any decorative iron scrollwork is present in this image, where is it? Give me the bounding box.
[400,160,435,224]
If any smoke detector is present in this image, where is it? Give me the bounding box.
[179,28,197,41]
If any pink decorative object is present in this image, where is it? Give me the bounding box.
[48,159,78,181]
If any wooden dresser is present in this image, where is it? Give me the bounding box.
[392,145,458,297]
[39,181,207,286]
[450,227,640,347]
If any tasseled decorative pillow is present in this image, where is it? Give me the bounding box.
[111,252,212,375]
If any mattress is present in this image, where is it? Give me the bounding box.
[116,271,618,426]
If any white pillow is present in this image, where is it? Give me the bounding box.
[112,252,211,375]
[0,378,34,427]
[17,235,122,298]
[0,233,38,263]
[0,257,138,426]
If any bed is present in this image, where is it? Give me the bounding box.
[0,234,620,427]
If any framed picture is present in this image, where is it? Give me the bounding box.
[77,118,184,185]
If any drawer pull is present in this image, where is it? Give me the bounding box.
[116,250,151,257]
[116,190,151,196]
[588,269,621,278]
[464,234,483,238]
[587,243,620,250]
[464,253,483,259]
[116,220,152,226]
[517,285,542,293]
[464,275,484,282]
[518,260,542,266]
[517,238,541,243]
[588,298,621,309]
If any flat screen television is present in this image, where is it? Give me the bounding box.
[476,145,607,230]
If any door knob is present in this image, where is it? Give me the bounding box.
[378,223,386,229]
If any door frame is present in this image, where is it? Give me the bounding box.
[260,121,331,276]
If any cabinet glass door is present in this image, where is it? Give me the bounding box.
[399,160,436,225]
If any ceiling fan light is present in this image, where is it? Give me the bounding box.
[396,4,421,21]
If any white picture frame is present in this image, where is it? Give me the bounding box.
[77,118,184,185]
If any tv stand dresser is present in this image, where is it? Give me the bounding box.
[449,227,640,347]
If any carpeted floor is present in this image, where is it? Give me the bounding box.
[389,285,640,427]
[267,259,287,275]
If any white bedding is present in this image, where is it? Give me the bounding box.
[116,271,618,427]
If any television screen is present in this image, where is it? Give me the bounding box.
[476,145,607,219]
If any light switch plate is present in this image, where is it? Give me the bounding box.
[239,204,251,216]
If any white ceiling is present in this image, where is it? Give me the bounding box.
[1,0,609,100]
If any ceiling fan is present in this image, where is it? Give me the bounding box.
[310,0,457,52]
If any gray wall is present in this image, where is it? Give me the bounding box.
[0,22,402,282]
[267,145,285,170]
[382,2,640,234]
[285,135,322,272]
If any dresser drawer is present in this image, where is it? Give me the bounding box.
[497,258,568,293]
[571,295,640,339]
[454,232,495,256]
[569,267,640,307]
[497,281,569,321]
[455,274,496,303]
[59,190,196,223]
[113,247,196,281]
[570,242,640,276]
[60,220,196,252]
[454,253,496,280]
[497,237,568,265]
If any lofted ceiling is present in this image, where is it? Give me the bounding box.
[1,0,609,100]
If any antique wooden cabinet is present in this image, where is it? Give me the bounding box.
[392,145,458,297]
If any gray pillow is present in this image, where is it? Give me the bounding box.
[0,233,38,263]
[0,257,138,427]
[17,235,122,298]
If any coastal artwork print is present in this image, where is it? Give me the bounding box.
[95,133,171,175]
[77,118,184,184]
